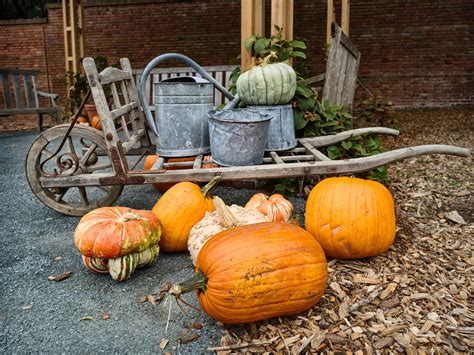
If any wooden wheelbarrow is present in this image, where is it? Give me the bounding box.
[25,57,470,216]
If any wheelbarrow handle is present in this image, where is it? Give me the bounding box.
[138,53,235,136]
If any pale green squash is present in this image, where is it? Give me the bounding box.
[236,62,297,105]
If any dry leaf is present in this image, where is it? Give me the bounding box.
[192,322,203,330]
[146,294,156,305]
[80,316,94,321]
[21,305,32,311]
[380,282,398,300]
[54,256,62,261]
[159,338,169,350]
[102,314,110,320]
[443,211,466,225]
[180,332,199,344]
[47,271,73,282]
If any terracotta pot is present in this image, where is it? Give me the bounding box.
[84,104,98,121]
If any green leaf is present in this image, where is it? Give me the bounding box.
[293,110,308,130]
[297,96,315,111]
[327,146,341,160]
[295,84,314,98]
[341,140,352,150]
[279,51,290,62]
[289,40,307,49]
[254,38,271,54]
[289,51,306,59]
[245,36,256,52]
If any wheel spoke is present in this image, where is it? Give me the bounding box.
[42,148,55,159]
[80,143,98,165]
[97,185,111,192]
[86,163,112,172]
[53,188,69,202]
[78,187,89,206]
[67,136,77,156]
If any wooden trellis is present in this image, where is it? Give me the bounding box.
[62,0,85,84]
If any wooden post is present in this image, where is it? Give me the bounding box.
[271,0,293,40]
[341,0,350,36]
[241,0,265,71]
[326,0,335,44]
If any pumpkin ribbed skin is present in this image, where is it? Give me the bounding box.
[152,180,217,252]
[245,193,294,222]
[305,177,396,259]
[195,222,328,324]
[236,62,297,105]
[74,207,161,259]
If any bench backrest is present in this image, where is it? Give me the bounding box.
[132,65,237,108]
[0,69,41,110]
[323,23,361,113]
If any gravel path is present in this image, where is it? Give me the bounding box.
[1,107,472,353]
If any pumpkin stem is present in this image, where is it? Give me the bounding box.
[118,210,146,223]
[260,51,278,67]
[213,196,239,228]
[200,175,222,197]
[170,270,208,296]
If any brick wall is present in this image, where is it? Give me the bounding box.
[1,0,472,124]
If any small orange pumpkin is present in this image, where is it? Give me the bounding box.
[245,193,294,222]
[170,222,328,324]
[305,177,396,259]
[90,115,102,130]
[144,154,217,192]
[76,115,89,124]
[151,176,221,252]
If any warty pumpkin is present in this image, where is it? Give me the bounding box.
[74,207,162,281]
[236,53,297,106]
[170,222,328,324]
[245,193,294,222]
[144,154,217,192]
[188,196,269,264]
[305,177,396,259]
[151,176,221,252]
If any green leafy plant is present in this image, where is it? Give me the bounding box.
[65,55,110,119]
[356,92,396,126]
[230,29,389,186]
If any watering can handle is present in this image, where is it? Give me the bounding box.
[138,53,236,136]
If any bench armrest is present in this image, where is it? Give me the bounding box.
[37,90,59,100]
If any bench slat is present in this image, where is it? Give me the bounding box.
[12,74,24,109]
[24,74,36,108]
[1,74,13,109]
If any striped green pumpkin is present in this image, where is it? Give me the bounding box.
[236,62,297,105]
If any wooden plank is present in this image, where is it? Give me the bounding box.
[1,74,12,109]
[99,67,132,85]
[334,49,349,105]
[151,156,165,170]
[271,0,293,40]
[341,0,350,36]
[40,144,471,188]
[24,75,35,108]
[193,155,203,169]
[0,107,61,116]
[341,55,359,112]
[262,155,315,163]
[327,0,335,44]
[339,29,360,59]
[270,151,285,164]
[0,68,40,76]
[301,127,400,147]
[122,129,146,152]
[110,102,137,120]
[301,141,331,161]
[12,74,24,109]
[241,0,264,71]
[323,24,342,104]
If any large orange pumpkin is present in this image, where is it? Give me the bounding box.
[305,177,396,259]
[144,154,217,192]
[74,206,162,281]
[170,222,328,324]
[151,176,221,252]
[245,193,294,222]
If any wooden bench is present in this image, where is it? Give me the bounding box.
[0,68,61,130]
[133,65,237,109]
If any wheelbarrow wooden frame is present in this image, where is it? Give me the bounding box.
[25,57,470,216]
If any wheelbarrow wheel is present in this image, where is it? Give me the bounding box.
[25,124,123,216]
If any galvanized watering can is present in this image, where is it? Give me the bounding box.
[139,53,234,157]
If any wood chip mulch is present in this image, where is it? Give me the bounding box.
[214,108,473,354]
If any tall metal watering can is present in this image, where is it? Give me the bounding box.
[139,53,235,157]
